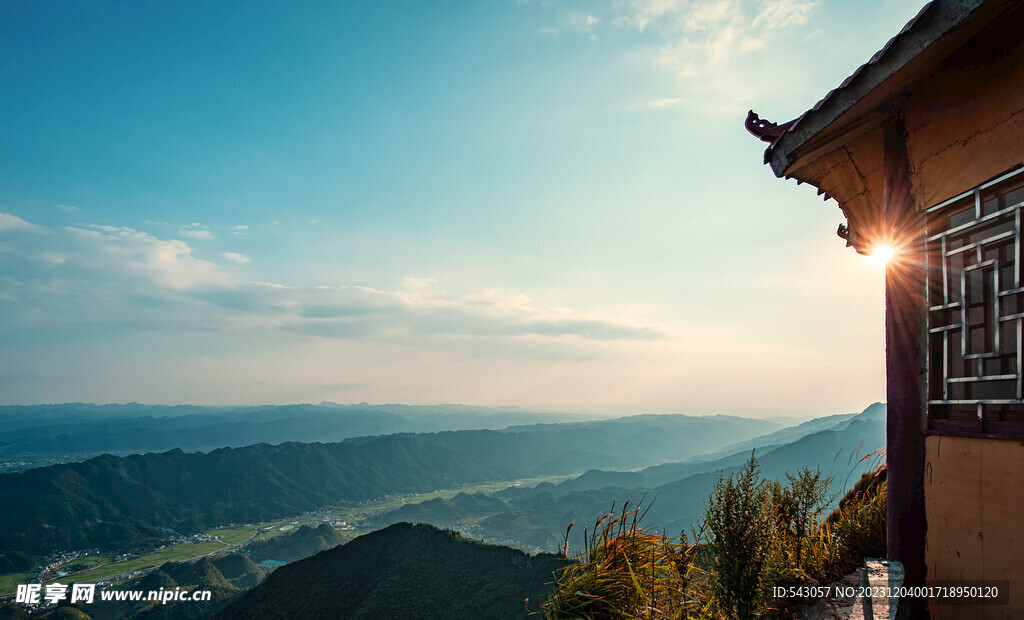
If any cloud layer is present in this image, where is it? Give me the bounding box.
[0,215,668,348]
[524,0,821,112]
[0,212,47,233]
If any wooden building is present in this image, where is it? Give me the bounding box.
[747,0,1024,617]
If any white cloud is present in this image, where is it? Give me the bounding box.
[685,0,738,32]
[644,0,763,78]
[57,204,79,213]
[613,0,821,110]
[2,217,668,348]
[71,225,230,290]
[1,215,671,385]
[401,277,438,292]
[622,96,696,111]
[753,0,818,30]
[651,97,683,108]
[0,213,47,233]
[89,224,137,236]
[179,227,216,241]
[569,14,600,33]
[532,10,600,37]
[613,0,686,31]
[232,225,249,233]
[265,284,669,342]
[40,253,65,265]
[179,275,669,346]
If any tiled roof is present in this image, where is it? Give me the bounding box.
[762,0,991,177]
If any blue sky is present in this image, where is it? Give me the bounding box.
[0,0,924,412]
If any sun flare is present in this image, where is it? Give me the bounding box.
[870,245,894,266]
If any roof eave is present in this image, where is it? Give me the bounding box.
[767,0,992,180]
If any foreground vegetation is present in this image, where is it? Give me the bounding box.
[542,452,887,619]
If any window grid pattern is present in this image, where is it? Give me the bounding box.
[926,167,1024,438]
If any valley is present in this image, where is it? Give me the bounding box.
[0,472,575,597]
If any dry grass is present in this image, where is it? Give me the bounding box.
[805,467,887,585]
[541,502,698,620]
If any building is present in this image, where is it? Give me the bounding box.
[747,0,1024,617]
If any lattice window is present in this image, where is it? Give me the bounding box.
[927,167,1024,438]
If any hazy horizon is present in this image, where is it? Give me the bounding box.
[0,399,871,422]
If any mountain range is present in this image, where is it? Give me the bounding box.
[370,403,886,553]
[0,403,602,469]
[0,402,886,619]
[0,403,788,472]
[0,412,781,555]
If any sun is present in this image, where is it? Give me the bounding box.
[870,245,894,266]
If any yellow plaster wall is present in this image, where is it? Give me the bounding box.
[924,434,1024,619]
[906,32,1024,210]
[911,28,1024,617]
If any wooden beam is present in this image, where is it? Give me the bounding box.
[883,114,929,619]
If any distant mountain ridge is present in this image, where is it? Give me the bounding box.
[0,403,791,471]
[0,403,600,464]
[370,403,886,553]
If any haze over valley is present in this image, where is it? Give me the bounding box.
[0,400,885,617]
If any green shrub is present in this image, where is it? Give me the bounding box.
[701,452,770,619]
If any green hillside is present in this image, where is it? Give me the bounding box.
[242,524,347,564]
[216,522,561,620]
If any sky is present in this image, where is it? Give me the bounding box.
[0,0,926,413]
